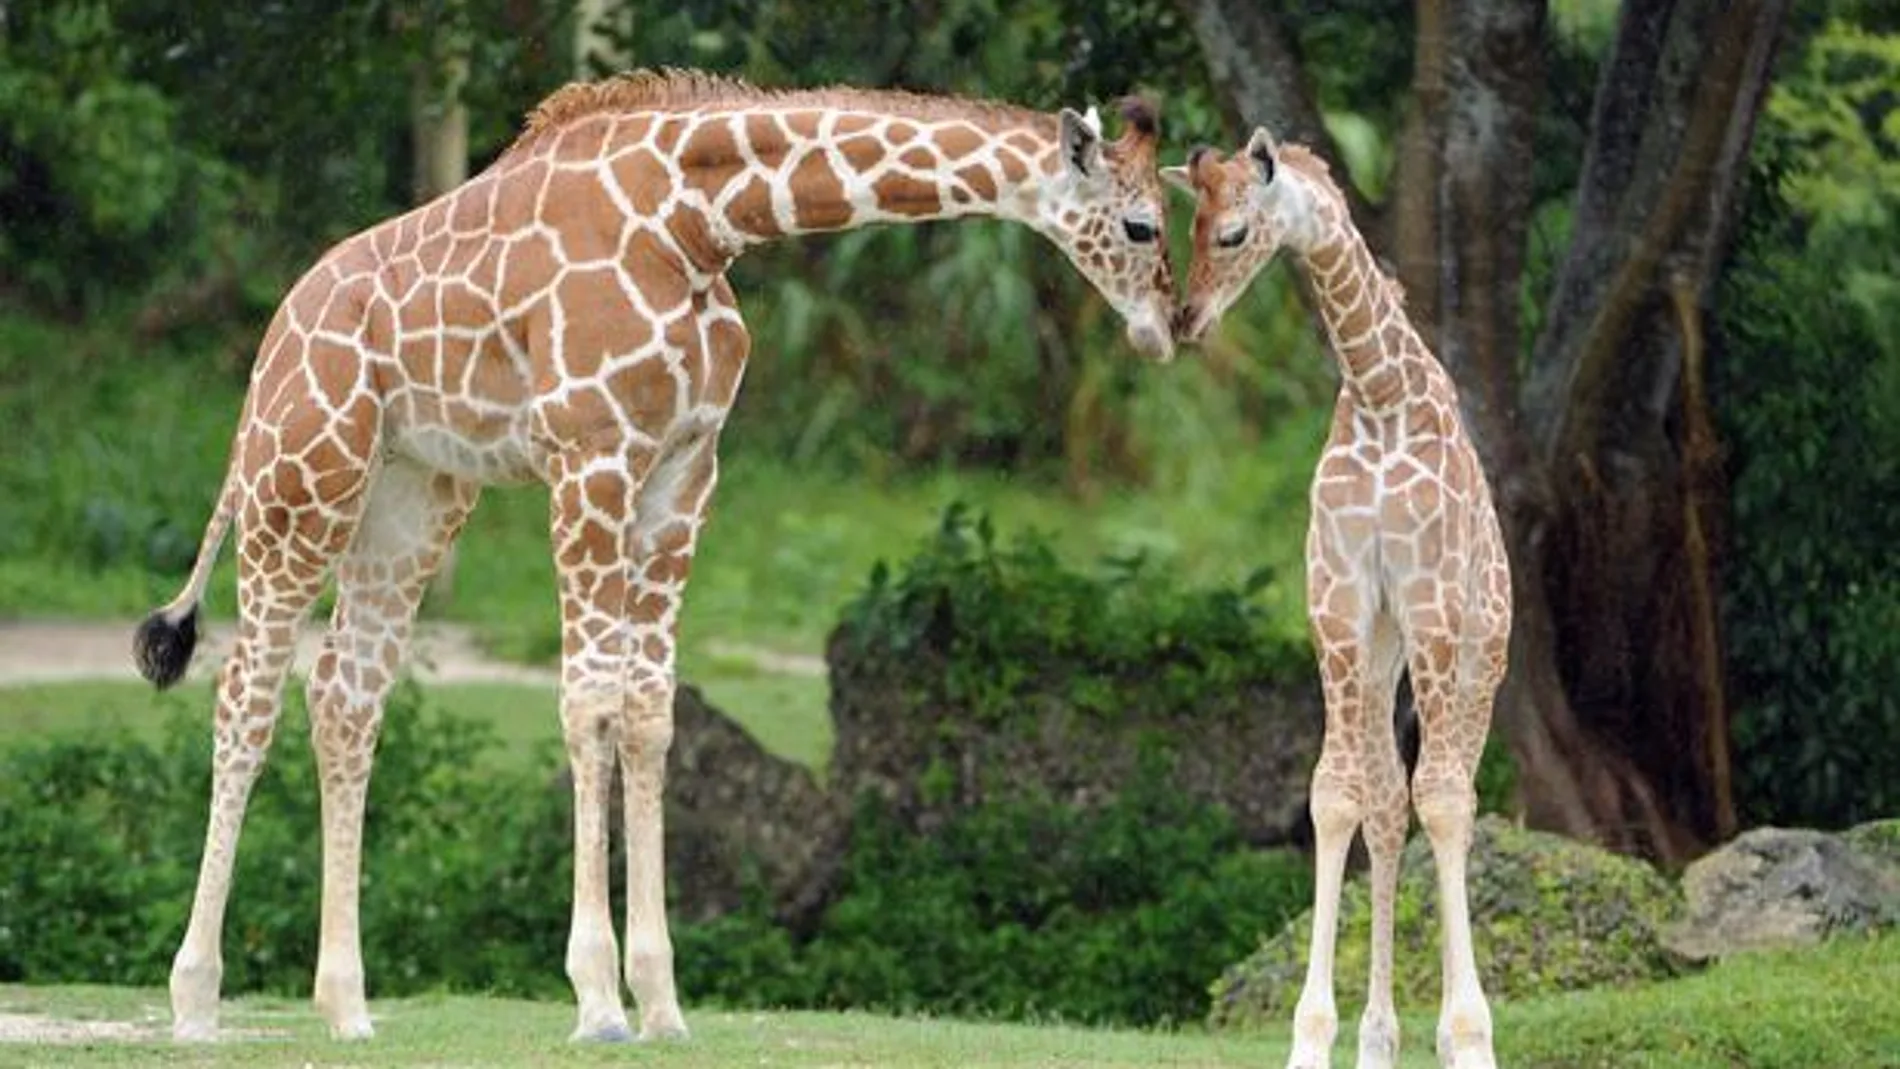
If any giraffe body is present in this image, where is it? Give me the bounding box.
[135,69,1173,1044]
[1168,130,1511,1069]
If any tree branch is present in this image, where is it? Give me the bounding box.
[1170,0,1379,233]
[1533,0,1789,464]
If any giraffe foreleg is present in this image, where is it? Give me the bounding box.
[549,450,646,1043]
[614,431,718,1042]
[1287,671,1374,1069]
[307,461,479,1040]
[1354,627,1408,1069]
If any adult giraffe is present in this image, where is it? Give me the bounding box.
[1167,129,1511,1069]
[133,68,1176,1044]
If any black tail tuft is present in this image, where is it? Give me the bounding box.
[134,606,200,690]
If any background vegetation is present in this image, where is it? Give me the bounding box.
[1,0,1898,1052]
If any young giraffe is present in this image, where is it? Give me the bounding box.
[1164,129,1511,1069]
[132,68,1176,1045]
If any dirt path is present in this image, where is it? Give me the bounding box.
[0,619,823,688]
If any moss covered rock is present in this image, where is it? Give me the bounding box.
[1208,815,1685,1031]
[1843,818,1900,876]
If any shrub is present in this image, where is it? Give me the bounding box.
[782,771,1313,1026]
[0,684,574,998]
[1,683,1309,1028]
[1718,164,1900,830]
[838,504,1311,725]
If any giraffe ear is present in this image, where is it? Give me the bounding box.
[1244,126,1279,185]
[1160,165,1194,197]
[1059,108,1105,179]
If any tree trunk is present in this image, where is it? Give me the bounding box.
[412,5,471,605]
[1183,0,1788,862]
[1509,0,1784,858]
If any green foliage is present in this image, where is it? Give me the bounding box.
[1768,19,1900,232]
[1209,816,1687,1032]
[0,2,249,309]
[0,685,1305,1028]
[681,779,1312,1027]
[840,505,1310,723]
[0,310,251,610]
[0,685,574,997]
[1718,152,1900,829]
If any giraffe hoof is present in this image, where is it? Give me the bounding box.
[171,1017,219,1043]
[570,1020,635,1044]
[327,1015,375,1041]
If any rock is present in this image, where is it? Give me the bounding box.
[823,628,1323,848]
[1208,815,1685,1031]
[1661,826,1900,962]
[1842,818,1900,876]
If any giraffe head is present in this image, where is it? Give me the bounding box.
[1039,97,1176,361]
[1163,126,1333,345]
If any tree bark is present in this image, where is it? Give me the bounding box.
[1185,0,1789,862]
[1170,0,1380,234]
[412,4,471,604]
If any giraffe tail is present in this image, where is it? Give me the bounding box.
[134,469,239,689]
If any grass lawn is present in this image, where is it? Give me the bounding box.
[2,935,1894,1067]
[0,672,832,774]
[0,672,832,773]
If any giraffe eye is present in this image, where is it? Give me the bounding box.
[1122,219,1158,244]
[1216,226,1249,250]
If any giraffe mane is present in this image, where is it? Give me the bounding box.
[509,66,1060,156]
[1273,141,1335,184]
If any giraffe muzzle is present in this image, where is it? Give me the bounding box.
[1127,319,1175,361]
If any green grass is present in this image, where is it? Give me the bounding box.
[0,673,832,772]
[3,936,1894,1067]
[0,986,1297,1067]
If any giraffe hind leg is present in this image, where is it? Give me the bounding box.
[1410,640,1499,1069]
[308,459,480,1040]
[171,459,370,1040]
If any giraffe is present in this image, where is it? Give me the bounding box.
[131,68,1176,1045]
[1163,128,1512,1069]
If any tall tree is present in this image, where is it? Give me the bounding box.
[1175,0,1790,862]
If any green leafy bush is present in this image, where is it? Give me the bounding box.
[783,775,1312,1026]
[840,505,1311,723]
[1718,155,1900,829]
[1,683,1308,1028]
[0,3,247,310]
[0,685,573,998]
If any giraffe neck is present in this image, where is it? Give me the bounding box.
[591,103,1067,274]
[1288,187,1419,414]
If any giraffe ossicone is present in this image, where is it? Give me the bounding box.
[1170,129,1514,1069]
[131,67,1175,1045]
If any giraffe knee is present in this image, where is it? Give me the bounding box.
[621,695,674,764]
[1309,775,1363,840]
[1412,775,1475,845]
